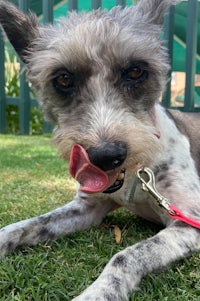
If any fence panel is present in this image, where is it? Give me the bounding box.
[0,0,199,134]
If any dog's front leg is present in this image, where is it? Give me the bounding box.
[73,223,200,301]
[0,193,115,258]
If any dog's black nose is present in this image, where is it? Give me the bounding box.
[87,141,127,171]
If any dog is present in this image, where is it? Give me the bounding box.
[1,0,200,300]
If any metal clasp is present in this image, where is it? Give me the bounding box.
[136,167,175,215]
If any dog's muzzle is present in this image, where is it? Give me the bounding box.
[69,143,127,194]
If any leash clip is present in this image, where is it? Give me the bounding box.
[136,167,175,215]
[136,167,200,229]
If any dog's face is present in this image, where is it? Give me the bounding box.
[0,0,175,195]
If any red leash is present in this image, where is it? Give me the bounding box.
[136,168,200,229]
[168,205,200,229]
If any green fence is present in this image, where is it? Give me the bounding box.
[0,0,199,134]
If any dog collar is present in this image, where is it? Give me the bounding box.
[136,167,200,229]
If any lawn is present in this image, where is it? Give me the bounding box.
[0,135,200,301]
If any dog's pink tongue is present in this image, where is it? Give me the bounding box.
[69,144,109,193]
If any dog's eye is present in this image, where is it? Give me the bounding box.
[128,67,144,80]
[53,71,75,94]
[122,64,148,86]
[56,74,71,87]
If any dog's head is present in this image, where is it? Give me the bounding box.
[0,0,176,195]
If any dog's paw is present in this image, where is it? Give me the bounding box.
[72,267,128,301]
[0,223,25,258]
[73,293,112,301]
[72,283,124,301]
[0,228,11,259]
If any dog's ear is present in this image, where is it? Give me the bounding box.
[0,1,39,63]
[136,0,177,25]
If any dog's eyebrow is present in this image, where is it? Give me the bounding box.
[120,60,150,71]
[50,65,92,79]
[51,68,73,78]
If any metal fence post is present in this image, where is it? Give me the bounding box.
[68,0,78,11]
[42,0,54,133]
[91,0,102,9]
[43,0,54,23]
[184,0,198,111]
[0,29,6,133]
[115,0,126,6]
[18,0,31,134]
[162,6,175,108]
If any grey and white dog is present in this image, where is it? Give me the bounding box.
[0,0,200,300]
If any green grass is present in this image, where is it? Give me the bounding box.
[0,135,200,301]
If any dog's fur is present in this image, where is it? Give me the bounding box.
[1,0,200,300]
